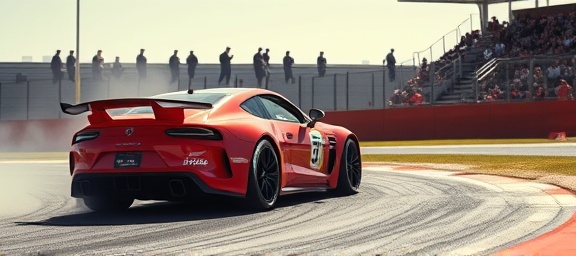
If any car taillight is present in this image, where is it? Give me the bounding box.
[72,131,100,145]
[165,127,223,140]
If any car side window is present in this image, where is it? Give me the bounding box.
[240,97,267,119]
[259,96,304,123]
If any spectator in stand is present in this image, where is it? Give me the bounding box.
[494,41,506,57]
[556,79,573,100]
[50,50,62,84]
[534,84,546,100]
[136,49,147,79]
[66,50,75,82]
[533,66,545,88]
[388,89,404,106]
[546,61,561,88]
[488,16,500,32]
[483,48,493,60]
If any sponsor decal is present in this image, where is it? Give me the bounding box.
[183,158,209,166]
[230,157,249,163]
[309,129,325,170]
[187,150,207,157]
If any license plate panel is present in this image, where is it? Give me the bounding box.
[114,152,142,168]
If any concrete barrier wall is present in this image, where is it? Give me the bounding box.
[323,100,576,141]
[4,100,574,152]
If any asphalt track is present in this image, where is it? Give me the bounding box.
[1,160,576,255]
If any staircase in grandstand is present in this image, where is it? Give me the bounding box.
[434,33,494,104]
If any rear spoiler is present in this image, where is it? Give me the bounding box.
[60,98,212,124]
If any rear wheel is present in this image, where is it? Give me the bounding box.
[246,139,280,211]
[82,197,134,212]
[335,138,361,195]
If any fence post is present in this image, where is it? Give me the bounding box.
[333,74,337,111]
[382,69,386,109]
[346,72,349,111]
[311,76,315,109]
[528,59,534,100]
[234,76,238,88]
[27,81,30,120]
[506,64,510,102]
[430,63,435,105]
[371,73,375,109]
[58,79,62,119]
[298,76,302,108]
[0,82,2,121]
[204,76,207,89]
[265,74,270,90]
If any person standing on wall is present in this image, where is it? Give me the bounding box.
[253,47,266,87]
[169,50,180,84]
[91,50,104,81]
[66,50,75,82]
[283,51,295,84]
[50,50,62,84]
[136,49,147,79]
[112,56,123,79]
[384,48,396,82]
[218,47,233,85]
[317,51,326,77]
[186,50,198,87]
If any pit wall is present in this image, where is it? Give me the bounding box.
[1,100,575,152]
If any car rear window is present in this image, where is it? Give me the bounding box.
[151,92,228,105]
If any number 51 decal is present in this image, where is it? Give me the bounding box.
[309,130,324,170]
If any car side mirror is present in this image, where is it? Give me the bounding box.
[307,108,325,128]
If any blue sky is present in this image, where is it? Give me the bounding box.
[0,0,573,64]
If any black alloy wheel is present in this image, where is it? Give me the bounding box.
[335,138,362,195]
[247,139,280,210]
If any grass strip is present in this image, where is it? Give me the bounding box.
[363,154,576,177]
[359,138,574,147]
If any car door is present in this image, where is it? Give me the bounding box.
[257,95,329,186]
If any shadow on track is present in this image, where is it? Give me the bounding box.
[15,192,336,226]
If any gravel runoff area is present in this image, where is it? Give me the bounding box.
[375,162,576,193]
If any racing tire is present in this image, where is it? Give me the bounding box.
[246,139,280,211]
[334,138,361,195]
[82,197,134,212]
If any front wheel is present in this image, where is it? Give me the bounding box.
[82,197,134,212]
[334,138,362,195]
[246,139,280,211]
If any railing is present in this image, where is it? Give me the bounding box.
[413,13,480,67]
[469,54,575,103]
[0,67,401,121]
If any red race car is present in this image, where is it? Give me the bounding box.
[61,88,361,211]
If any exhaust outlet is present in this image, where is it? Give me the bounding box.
[169,179,187,197]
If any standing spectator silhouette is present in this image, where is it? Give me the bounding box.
[218,47,233,85]
[253,47,266,87]
[50,50,62,84]
[112,57,123,79]
[91,50,104,81]
[66,50,75,82]
[136,49,147,79]
[385,48,396,82]
[169,50,180,84]
[186,50,198,86]
[317,51,326,77]
[283,51,295,84]
[262,48,270,80]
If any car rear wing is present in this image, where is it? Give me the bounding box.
[60,98,212,124]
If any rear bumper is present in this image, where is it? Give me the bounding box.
[71,172,244,200]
